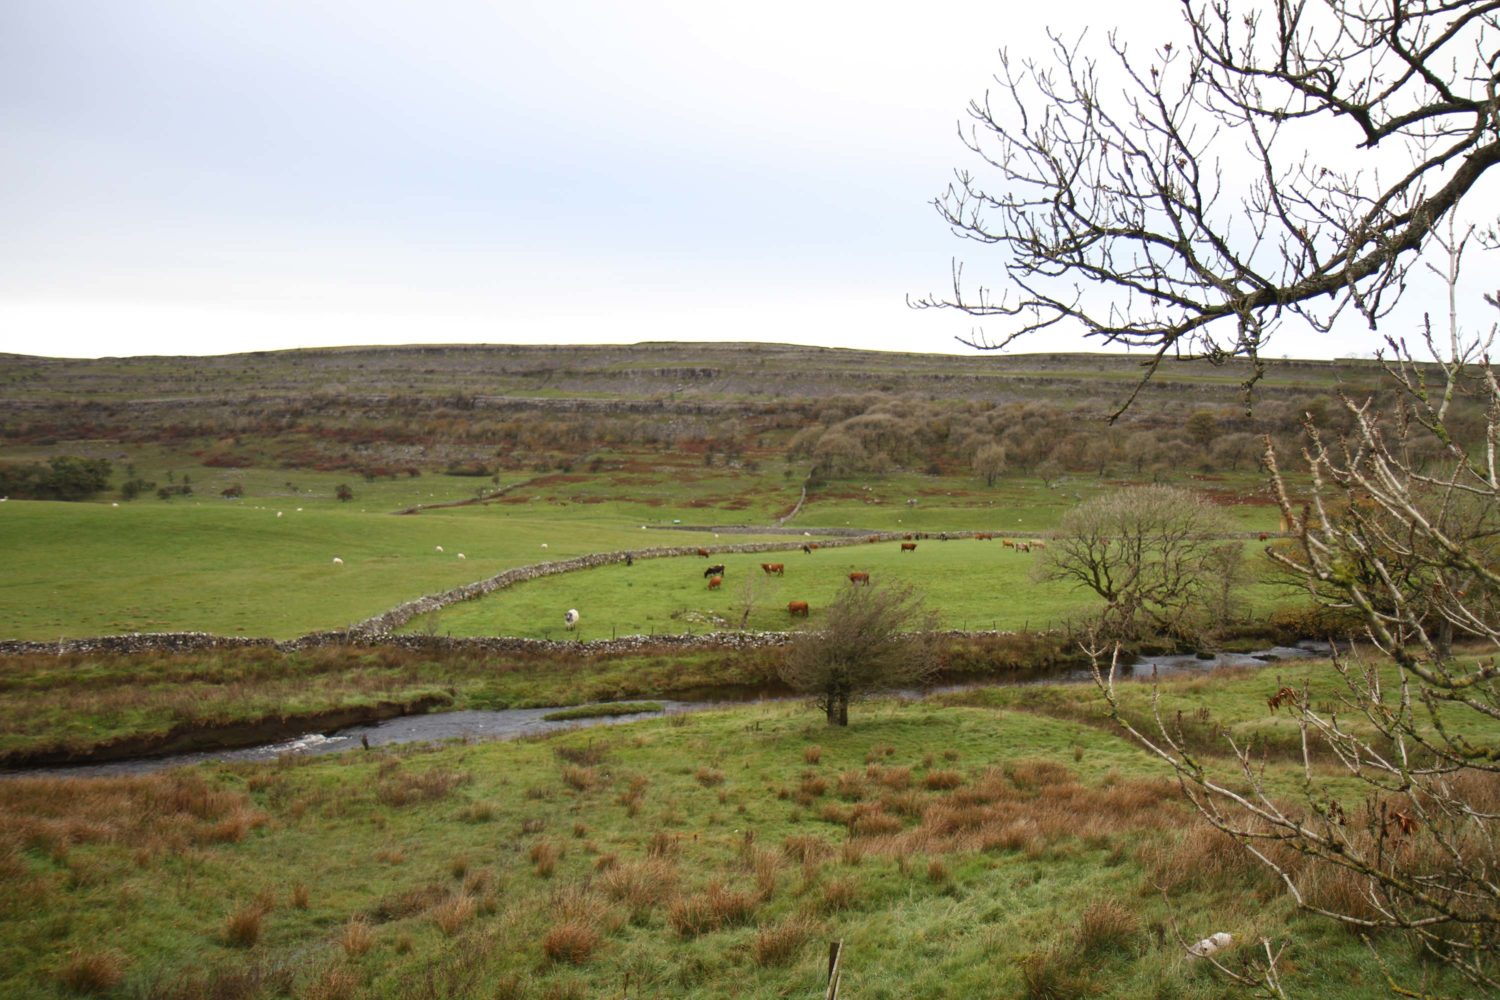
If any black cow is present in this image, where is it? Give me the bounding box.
[703,564,726,578]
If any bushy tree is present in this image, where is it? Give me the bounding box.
[1038,485,1238,640]
[778,583,940,725]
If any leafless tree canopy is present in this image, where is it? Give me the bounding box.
[778,583,940,725]
[1039,484,1240,639]
[915,0,1500,388]
[1098,270,1500,992]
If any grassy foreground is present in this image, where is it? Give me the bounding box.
[0,692,1452,999]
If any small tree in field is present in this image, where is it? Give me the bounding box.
[972,442,1008,487]
[1038,485,1238,641]
[778,583,940,725]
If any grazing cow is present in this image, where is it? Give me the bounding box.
[564,609,580,629]
[708,575,723,590]
[1258,532,1269,542]
[1031,541,1046,550]
[867,535,880,544]
[976,533,994,541]
[848,571,870,586]
[696,548,710,558]
[801,543,813,554]
[903,533,914,540]
[787,600,810,617]
[1002,539,1015,548]
[761,562,785,576]
[703,564,725,578]
[900,543,917,552]
[624,553,634,567]
[1015,542,1031,553]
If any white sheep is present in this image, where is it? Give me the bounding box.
[435,545,443,552]
[564,608,579,629]
[276,511,283,518]
[1187,933,1232,958]
[456,553,466,560]
[332,557,344,566]
[541,543,549,549]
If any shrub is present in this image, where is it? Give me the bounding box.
[923,770,965,790]
[694,767,726,788]
[803,745,823,764]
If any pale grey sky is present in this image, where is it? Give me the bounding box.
[0,1,1486,360]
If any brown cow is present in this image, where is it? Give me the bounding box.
[1031,541,1046,550]
[903,533,914,540]
[867,535,880,544]
[1002,539,1015,548]
[848,571,870,586]
[695,548,710,558]
[707,575,723,590]
[975,532,993,541]
[1015,542,1031,553]
[761,562,785,576]
[1258,532,1269,542]
[801,543,814,554]
[787,600,810,617]
[900,543,917,552]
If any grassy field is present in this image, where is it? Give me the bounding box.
[0,501,791,640]
[416,538,1295,640]
[0,684,1459,999]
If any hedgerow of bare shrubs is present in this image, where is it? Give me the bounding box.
[55,948,127,994]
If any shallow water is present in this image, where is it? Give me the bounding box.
[7,641,1331,778]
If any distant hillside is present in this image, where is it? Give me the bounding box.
[0,342,1384,408]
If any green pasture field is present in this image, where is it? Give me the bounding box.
[418,538,1296,640]
[0,695,1453,999]
[0,502,787,640]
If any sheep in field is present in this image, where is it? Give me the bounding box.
[564,609,580,630]
[332,557,344,566]
[457,553,466,560]
[436,545,444,552]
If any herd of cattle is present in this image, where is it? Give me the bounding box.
[685,534,1046,619]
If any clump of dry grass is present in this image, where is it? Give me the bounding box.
[598,858,678,920]
[1076,900,1139,956]
[820,876,859,912]
[782,834,831,864]
[618,774,649,816]
[803,745,823,764]
[223,901,266,947]
[459,801,497,823]
[369,882,449,922]
[375,768,471,807]
[340,915,374,957]
[542,920,601,964]
[646,830,680,859]
[922,770,964,790]
[869,765,911,790]
[430,894,476,936]
[1017,947,1094,1000]
[864,744,897,764]
[754,915,816,966]
[561,766,597,792]
[55,948,126,994]
[926,858,950,883]
[835,771,867,800]
[694,767,726,788]
[290,883,310,910]
[302,966,360,1000]
[529,840,562,877]
[667,882,758,937]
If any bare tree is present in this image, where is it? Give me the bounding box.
[1039,484,1240,640]
[972,441,1009,486]
[778,583,940,725]
[913,0,1500,408]
[1096,246,1500,993]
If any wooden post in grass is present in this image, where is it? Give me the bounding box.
[825,940,844,999]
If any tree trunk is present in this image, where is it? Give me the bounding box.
[826,692,849,726]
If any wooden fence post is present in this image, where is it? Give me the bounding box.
[825,939,844,999]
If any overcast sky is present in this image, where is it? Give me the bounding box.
[0,1,1486,361]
